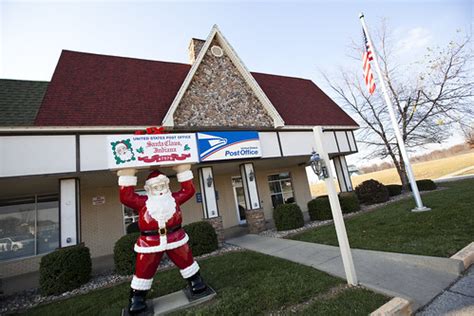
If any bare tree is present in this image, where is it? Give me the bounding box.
[325,24,473,189]
[463,124,474,148]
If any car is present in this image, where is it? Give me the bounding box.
[0,237,24,252]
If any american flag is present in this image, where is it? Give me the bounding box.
[362,29,376,94]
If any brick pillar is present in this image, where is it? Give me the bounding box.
[204,216,224,246]
[245,208,266,234]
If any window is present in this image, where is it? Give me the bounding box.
[0,194,59,262]
[123,190,146,233]
[268,172,295,208]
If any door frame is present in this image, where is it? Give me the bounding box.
[231,176,247,225]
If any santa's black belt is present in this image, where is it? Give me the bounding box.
[141,225,182,236]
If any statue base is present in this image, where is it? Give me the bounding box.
[121,286,216,315]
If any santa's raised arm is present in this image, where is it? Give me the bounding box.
[117,164,207,314]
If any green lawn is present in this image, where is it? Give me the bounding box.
[293,179,474,257]
[25,251,388,316]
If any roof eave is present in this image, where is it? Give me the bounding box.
[0,124,359,134]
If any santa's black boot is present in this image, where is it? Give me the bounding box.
[186,272,208,295]
[128,289,148,314]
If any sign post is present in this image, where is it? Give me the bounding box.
[312,126,358,286]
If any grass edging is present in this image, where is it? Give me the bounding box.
[370,297,412,316]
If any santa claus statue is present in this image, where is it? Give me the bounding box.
[117,164,208,314]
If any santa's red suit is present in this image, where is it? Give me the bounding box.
[118,169,199,291]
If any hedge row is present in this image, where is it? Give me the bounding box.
[307,178,436,221]
[39,244,91,295]
[412,179,437,191]
[386,184,402,197]
[307,191,360,221]
[273,203,304,231]
[184,221,218,257]
[355,179,389,205]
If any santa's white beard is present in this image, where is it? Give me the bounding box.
[145,192,177,228]
[119,150,133,161]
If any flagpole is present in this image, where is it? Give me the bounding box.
[359,13,430,212]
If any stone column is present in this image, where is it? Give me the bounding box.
[204,216,224,246]
[245,209,266,234]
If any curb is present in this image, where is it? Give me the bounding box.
[370,297,412,316]
[370,242,474,315]
[353,248,464,275]
[450,242,474,269]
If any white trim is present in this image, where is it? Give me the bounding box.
[134,234,190,253]
[131,276,153,290]
[0,124,359,134]
[180,261,200,279]
[162,24,285,128]
[281,125,359,130]
[119,175,137,186]
[0,126,154,133]
[177,170,193,182]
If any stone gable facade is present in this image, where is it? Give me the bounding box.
[174,39,274,128]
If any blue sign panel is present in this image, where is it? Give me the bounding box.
[197,131,261,162]
[195,193,202,203]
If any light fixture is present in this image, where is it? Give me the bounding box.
[206,174,213,187]
[248,170,255,182]
[308,151,329,179]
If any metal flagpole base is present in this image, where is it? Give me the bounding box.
[411,206,431,212]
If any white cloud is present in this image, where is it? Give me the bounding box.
[395,27,433,55]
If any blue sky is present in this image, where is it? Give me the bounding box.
[1,0,470,82]
[0,0,472,166]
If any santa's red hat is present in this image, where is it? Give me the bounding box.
[145,170,169,186]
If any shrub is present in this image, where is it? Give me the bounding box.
[273,203,304,231]
[355,179,389,205]
[308,196,331,221]
[114,232,139,275]
[184,221,218,257]
[339,192,361,214]
[39,244,91,295]
[386,184,403,196]
[307,192,360,221]
[413,179,437,191]
[126,221,140,234]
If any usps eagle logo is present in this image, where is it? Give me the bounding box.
[197,133,227,160]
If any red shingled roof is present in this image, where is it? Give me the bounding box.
[35,50,358,127]
[251,72,357,126]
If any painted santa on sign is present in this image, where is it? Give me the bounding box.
[117,164,208,314]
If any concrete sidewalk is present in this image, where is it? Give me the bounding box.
[417,265,474,315]
[227,235,464,312]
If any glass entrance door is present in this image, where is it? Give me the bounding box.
[232,177,247,224]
